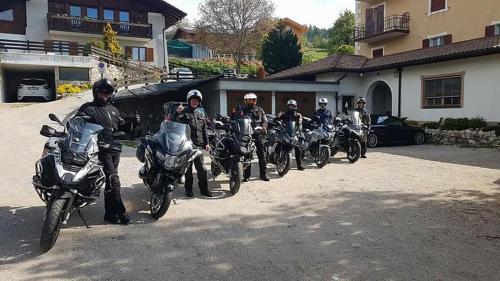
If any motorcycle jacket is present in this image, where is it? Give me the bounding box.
[277,110,303,131]
[312,108,333,124]
[232,105,268,130]
[354,107,371,129]
[173,106,209,147]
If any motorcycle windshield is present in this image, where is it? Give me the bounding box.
[156,121,191,156]
[285,121,297,136]
[351,111,362,126]
[233,118,253,136]
[64,117,103,153]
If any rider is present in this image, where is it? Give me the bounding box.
[174,90,212,197]
[354,97,371,158]
[312,98,333,124]
[76,78,132,225]
[277,99,305,171]
[234,93,269,182]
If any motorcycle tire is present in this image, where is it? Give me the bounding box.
[40,197,68,253]
[150,189,173,220]
[229,161,243,195]
[211,161,221,177]
[315,146,331,168]
[330,147,338,157]
[276,150,291,177]
[347,140,361,163]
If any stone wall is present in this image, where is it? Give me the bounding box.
[425,128,500,148]
[89,63,125,83]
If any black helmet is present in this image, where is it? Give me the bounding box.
[92,78,115,101]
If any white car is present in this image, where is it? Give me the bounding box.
[18,78,51,102]
[170,67,194,80]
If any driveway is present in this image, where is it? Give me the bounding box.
[0,96,499,281]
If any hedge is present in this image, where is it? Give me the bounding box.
[441,117,486,131]
[169,57,260,76]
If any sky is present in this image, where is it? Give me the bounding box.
[166,0,355,29]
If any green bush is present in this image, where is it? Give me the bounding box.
[169,57,260,76]
[441,117,486,131]
[404,120,419,126]
[421,122,441,129]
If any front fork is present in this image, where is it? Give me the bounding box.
[45,189,75,225]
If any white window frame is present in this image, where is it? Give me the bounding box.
[371,46,385,58]
[428,0,448,16]
[427,32,448,47]
[492,21,500,36]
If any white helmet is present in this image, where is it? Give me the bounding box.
[244,93,257,100]
[187,89,202,102]
[357,97,366,104]
[319,98,328,108]
[287,99,297,108]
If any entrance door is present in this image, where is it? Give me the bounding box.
[275,92,316,117]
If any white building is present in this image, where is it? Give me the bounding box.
[0,0,186,102]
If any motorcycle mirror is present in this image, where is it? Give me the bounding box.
[49,113,61,123]
[40,125,57,138]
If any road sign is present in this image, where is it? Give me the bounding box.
[98,62,106,74]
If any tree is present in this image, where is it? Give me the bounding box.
[102,23,121,57]
[196,0,274,73]
[261,23,303,74]
[333,44,355,55]
[327,10,355,55]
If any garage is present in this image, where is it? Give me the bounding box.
[227,91,272,114]
[275,92,316,117]
[2,66,56,103]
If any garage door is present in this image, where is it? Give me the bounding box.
[275,92,316,118]
[227,91,272,115]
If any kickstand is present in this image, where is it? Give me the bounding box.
[77,209,91,228]
[172,196,177,205]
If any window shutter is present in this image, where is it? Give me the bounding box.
[430,0,446,12]
[422,39,430,48]
[69,42,79,55]
[365,8,374,36]
[146,48,154,62]
[485,25,495,37]
[372,48,384,58]
[444,34,452,45]
[125,46,132,58]
[44,40,53,52]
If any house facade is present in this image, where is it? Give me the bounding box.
[267,0,500,123]
[0,0,185,102]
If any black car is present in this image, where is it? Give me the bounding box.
[367,115,425,148]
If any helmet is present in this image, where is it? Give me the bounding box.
[319,97,328,109]
[287,99,297,109]
[357,97,367,104]
[244,93,257,100]
[92,78,114,101]
[187,89,203,102]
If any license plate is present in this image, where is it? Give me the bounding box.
[28,86,39,90]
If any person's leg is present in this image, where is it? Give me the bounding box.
[254,137,268,181]
[99,152,130,224]
[295,147,304,170]
[243,162,251,181]
[193,155,212,197]
[185,161,194,197]
[361,141,367,158]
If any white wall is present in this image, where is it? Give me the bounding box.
[0,65,5,102]
[360,69,399,115]
[148,12,166,68]
[26,0,48,42]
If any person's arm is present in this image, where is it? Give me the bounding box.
[260,108,268,130]
[202,118,209,149]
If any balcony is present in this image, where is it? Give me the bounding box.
[48,14,153,39]
[355,14,410,43]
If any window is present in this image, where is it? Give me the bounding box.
[119,11,129,22]
[430,0,447,13]
[495,24,500,35]
[87,8,98,19]
[59,68,90,81]
[104,9,114,21]
[70,5,81,17]
[132,47,147,62]
[382,116,403,126]
[0,9,14,21]
[372,48,384,58]
[422,74,463,108]
[429,36,445,47]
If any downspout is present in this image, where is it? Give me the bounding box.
[163,27,168,71]
[398,67,403,118]
[334,72,348,116]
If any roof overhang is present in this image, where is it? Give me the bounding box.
[217,78,338,92]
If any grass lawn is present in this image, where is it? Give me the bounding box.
[302,48,328,64]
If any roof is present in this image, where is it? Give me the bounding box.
[267,35,500,80]
[154,0,187,28]
[281,18,309,33]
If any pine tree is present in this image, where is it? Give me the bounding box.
[102,23,121,57]
[261,22,303,75]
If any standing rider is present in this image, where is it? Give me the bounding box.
[174,90,213,197]
[312,98,333,124]
[76,78,132,225]
[237,93,269,182]
[277,100,305,171]
[354,97,371,158]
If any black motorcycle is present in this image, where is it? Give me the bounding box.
[209,114,255,195]
[301,117,334,168]
[264,115,300,177]
[330,112,363,163]
[137,121,202,219]
[33,114,124,252]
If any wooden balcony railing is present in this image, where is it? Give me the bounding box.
[48,14,153,39]
[355,14,410,42]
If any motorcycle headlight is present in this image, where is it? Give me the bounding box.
[163,154,177,169]
[156,151,166,163]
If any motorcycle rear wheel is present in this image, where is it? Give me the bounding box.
[150,189,173,220]
[40,197,68,253]
[347,140,361,163]
[229,161,243,195]
[276,150,291,177]
[315,146,331,168]
[211,161,221,177]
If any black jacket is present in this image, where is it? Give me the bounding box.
[173,106,209,147]
[277,110,303,131]
[231,105,268,130]
[76,101,124,149]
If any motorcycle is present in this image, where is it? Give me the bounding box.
[301,117,333,168]
[33,114,124,252]
[137,121,202,219]
[209,114,256,195]
[329,111,364,163]
[264,115,300,177]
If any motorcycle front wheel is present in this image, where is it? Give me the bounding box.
[347,139,361,163]
[150,186,173,220]
[315,146,331,168]
[229,160,243,195]
[276,150,291,177]
[40,197,68,253]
